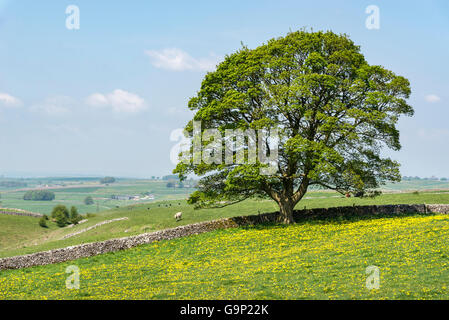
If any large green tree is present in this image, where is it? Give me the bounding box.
[175,30,413,224]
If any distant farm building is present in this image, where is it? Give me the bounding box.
[111,194,155,201]
[111,195,134,201]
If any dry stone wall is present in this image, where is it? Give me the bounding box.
[1,203,449,271]
[0,209,43,218]
[0,218,238,270]
[61,217,129,240]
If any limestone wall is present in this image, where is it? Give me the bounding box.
[0,209,43,218]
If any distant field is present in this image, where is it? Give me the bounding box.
[2,180,449,300]
[0,179,195,215]
[2,213,449,299]
[1,178,448,216]
[1,190,449,258]
[383,179,449,191]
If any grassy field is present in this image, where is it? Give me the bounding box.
[1,178,448,216]
[0,215,61,254]
[1,185,449,300]
[0,178,196,215]
[1,213,449,299]
[0,199,276,258]
[383,179,449,191]
[2,190,449,258]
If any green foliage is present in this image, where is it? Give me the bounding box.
[51,205,69,219]
[84,196,94,205]
[166,182,175,188]
[38,217,48,228]
[175,30,413,223]
[54,211,68,228]
[23,190,55,201]
[69,206,82,225]
[51,205,69,228]
[100,177,116,184]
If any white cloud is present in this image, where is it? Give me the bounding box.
[145,48,220,72]
[0,92,22,107]
[86,93,108,107]
[86,89,146,113]
[30,96,74,116]
[425,94,441,103]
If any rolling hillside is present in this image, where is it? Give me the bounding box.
[2,213,449,299]
[2,191,449,259]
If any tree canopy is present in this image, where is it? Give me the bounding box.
[100,177,116,184]
[84,196,94,205]
[23,190,55,201]
[174,30,413,223]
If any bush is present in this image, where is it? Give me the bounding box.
[51,205,69,219]
[51,205,69,228]
[54,211,68,227]
[23,190,55,201]
[38,217,48,228]
[84,196,94,205]
[70,206,82,225]
[100,177,116,184]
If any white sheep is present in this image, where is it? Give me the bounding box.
[174,212,182,221]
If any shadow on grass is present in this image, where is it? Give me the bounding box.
[296,211,438,225]
[238,210,440,231]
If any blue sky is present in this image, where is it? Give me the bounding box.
[0,0,448,178]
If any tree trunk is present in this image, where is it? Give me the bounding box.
[279,200,295,224]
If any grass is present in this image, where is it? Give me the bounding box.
[383,179,449,191]
[1,177,448,216]
[0,215,60,253]
[0,198,277,258]
[0,179,196,215]
[2,190,449,258]
[1,213,449,299]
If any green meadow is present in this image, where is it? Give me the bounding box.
[1,178,449,300]
[2,212,449,300]
[0,178,196,215]
[1,189,449,258]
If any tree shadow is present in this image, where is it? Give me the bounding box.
[232,207,439,230]
[293,211,437,226]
